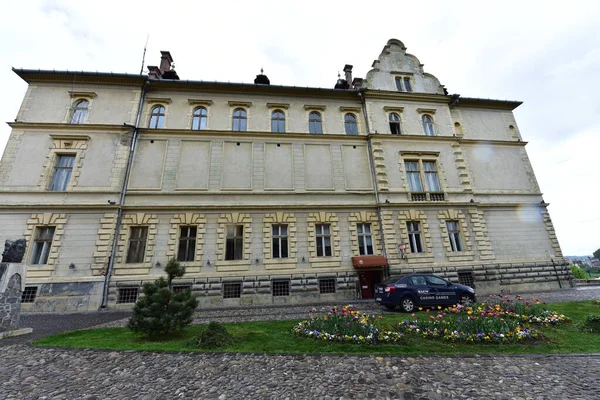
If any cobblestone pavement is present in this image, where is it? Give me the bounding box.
[1,286,600,399]
[1,346,599,399]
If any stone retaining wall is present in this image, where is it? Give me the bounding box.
[0,263,26,331]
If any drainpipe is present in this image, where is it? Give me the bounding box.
[100,79,149,308]
[358,90,388,275]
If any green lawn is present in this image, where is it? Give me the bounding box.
[33,301,600,355]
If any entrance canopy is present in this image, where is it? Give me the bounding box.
[351,255,388,269]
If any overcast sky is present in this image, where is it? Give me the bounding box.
[1,0,599,256]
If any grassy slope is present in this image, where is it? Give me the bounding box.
[33,301,600,355]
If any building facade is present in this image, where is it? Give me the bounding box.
[0,39,570,311]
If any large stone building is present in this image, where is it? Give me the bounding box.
[0,39,570,311]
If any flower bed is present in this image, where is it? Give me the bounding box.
[398,311,540,343]
[444,295,570,325]
[293,305,403,344]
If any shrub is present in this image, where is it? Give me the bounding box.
[570,264,589,279]
[293,305,403,344]
[187,322,233,349]
[578,315,600,334]
[128,259,198,338]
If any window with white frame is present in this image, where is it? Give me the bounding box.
[272,224,289,258]
[309,111,323,134]
[315,223,332,257]
[49,154,75,191]
[446,221,463,251]
[149,105,166,129]
[389,113,402,134]
[394,76,413,92]
[271,110,285,133]
[225,225,244,260]
[422,114,436,136]
[126,226,148,263]
[177,226,197,262]
[70,100,89,124]
[407,221,424,253]
[192,107,208,130]
[405,160,441,193]
[344,113,358,135]
[30,227,55,265]
[232,108,247,131]
[357,223,374,255]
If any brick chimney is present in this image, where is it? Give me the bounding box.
[159,51,174,75]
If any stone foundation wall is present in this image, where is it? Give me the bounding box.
[0,263,25,331]
[19,281,104,312]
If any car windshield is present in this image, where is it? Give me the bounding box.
[382,276,402,284]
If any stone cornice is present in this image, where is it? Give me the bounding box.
[7,122,133,132]
[138,128,371,142]
[367,133,528,146]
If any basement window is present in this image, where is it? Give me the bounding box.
[172,285,192,293]
[319,278,336,294]
[223,282,242,299]
[272,280,290,297]
[457,271,475,288]
[21,286,38,303]
[117,287,139,304]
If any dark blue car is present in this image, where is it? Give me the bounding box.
[374,273,475,312]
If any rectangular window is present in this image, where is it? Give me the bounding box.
[117,287,139,304]
[225,225,244,260]
[21,286,38,303]
[315,224,332,257]
[272,280,290,297]
[446,221,463,252]
[405,161,424,192]
[272,224,289,259]
[357,223,374,255]
[405,159,441,196]
[395,77,403,91]
[407,221,424,253]
[126,227,148,263]
[223,282,242,299]
[30,227,55,265]
[403,77,412,92]
[49,155,75,191]
[319,278,336,294]
[177,226,197,262]
[395,76,412,92]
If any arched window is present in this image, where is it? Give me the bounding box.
[232,108,247,131]
[70,100,89,124]
[192,107,208,130]
[149,105,165,129]
[309,112,322,134]
[271,110,285,133]
[422,115,435,136]
[344,113,358,135]
[389,113,401,134]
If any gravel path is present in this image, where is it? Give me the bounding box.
[1,286,600,399]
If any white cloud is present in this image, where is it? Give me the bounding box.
[1,0,599,255]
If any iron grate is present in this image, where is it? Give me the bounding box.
[117,287,139,304]
[272,280,290,297]
[457,271,475,288]
[223,282,242,299]
[319,278,336,294]
[21,286,38,303]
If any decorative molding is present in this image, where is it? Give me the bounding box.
[304,104,326,111]
[467,209,495,261]
[438,209,473,259]
[383,106,405,113]
[416,108,437,114]
[348,211,382,256]
[216,213,252,262]
[116,213,159,271]
[263,212,297,262]
[398,210,434,262]
[307,212,341,260]
[451,142,473,192]
[92,213,117,276]
[540,207,563,259]
[187,99,213,106]
[68,91,97,99]
[146,97,172,104]
[370,140,388,191]
[267,102,290,109]
[228,101,252,108]
[23,213,69,276]
[339,106,361,113]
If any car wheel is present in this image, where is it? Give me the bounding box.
[459,294,474,305]
[400,297,415,313]
[384,304,396,311]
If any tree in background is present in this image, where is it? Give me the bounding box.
[593,248,600,260]
[570,264,590,280]
[129,258,198,338]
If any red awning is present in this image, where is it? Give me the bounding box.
[351,255,388,269]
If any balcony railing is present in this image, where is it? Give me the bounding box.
[410,192,445,202]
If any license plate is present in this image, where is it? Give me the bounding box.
[376,297,382,302]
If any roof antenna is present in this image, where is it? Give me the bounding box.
[139,34,149,75]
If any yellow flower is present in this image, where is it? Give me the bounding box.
[467,311,473,315]
[418,307,423,311]
[323,317,328,320]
